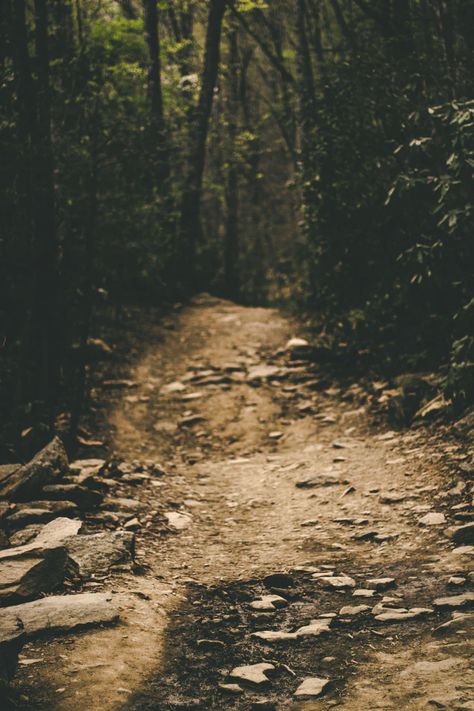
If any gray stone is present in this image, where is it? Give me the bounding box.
[294,677,330,698]
[0,437,68,502]
[317,575,356,589]
[419,512,446,526]
[229,662,275,686]
[0,547,66,605]
[164,512,192,530]
[41,484,102,509]
[250,595,287,611]
[64,531,135,578]
[0,592,119,638]
[0,518,82,560]
[367,578,396,591]
[6,501,79,529]
[452,523,474,545]
[432,611,474,636]
[374,607,433,622]
[433,593,474,609]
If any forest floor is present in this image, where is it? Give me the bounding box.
[13,295,474,711]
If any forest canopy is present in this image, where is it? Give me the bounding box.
[0,0,473,449]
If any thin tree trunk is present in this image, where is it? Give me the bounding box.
[143,0,170,185]
[32,0,60,427]
[179,0,227,289]
[224,26,240,300]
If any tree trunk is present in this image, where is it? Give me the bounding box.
[224,26,240,301]
[32,0,60,427]
[178,0,227,290]
[143,0,169,185]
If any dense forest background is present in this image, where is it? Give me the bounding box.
[0,0,473,452]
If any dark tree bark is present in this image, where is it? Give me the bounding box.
[31,0,60,426]
[143,0,169,185]
[179,0,227,288]
[224,26,240,300]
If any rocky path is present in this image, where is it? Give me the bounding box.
[12,296,474,710]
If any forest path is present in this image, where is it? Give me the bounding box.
[16,296,474,710]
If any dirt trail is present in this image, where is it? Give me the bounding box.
[15,296,474,710]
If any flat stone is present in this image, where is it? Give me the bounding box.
[219,683,243,695]
[374,607,433,622]
[164,512,192,530]
[419,512,446,526]
[432,593,474,609]
[250,595,288,611]
[6,501,79,529]
[64,531,135,578]
[0,592,119,638]
[353,589,376,598]
[451,523,474,545]
[317,575,356,589]
[229,662,275,686]
[0,437,68,502]
[0,518,82,560]
[247,365,281,381]
[296,475,346,489]
[294,677,330,698]
[41,484,102,510]
[161,381,186,394]
[0,547,67,605]
[367,578,396,591]
[251,630,298,642]
[432,611,474,636]
[339,605,370,616]
[294,618,332,637]
[379,492,406,504]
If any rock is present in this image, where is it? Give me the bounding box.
[451,523,474,545]
[268,431,283,440]
[339,605,370,616]
[250,595,288,611]
[367,578,396,591]
[296,474,347,488]
[219,683,243,695]
[286,337,310,351]
[178,415,205,428]
[448,576,466,587]
[0,592,119,638]
[104,497,141,512]
[8,526,43,546]
[353,589,376,598]
[317,575,356,589]
[229,662,275,686]
[374,607,433,622]
[161,381,186,394]
[197,639,225,651]
[432,593,474,609]
[164,512,192,530]
[251,630,298,642]
[379,492,406,504]
[294,619,332,637]
[124,517,141,531]
[419,512,446,526]
[0,613,25,696]
[247,365,281,382]
[0,518,81,560]
[5,501,79,529]
[294,677,330,698]
[0,547,66,606]
[263,573,294,589]
[0,437,68,502]
[40,484,102,510]
[64,531,135,578]
[432,611,474,636]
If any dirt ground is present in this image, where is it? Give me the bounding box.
[13,296,474,710]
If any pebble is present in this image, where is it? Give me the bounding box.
[339,605,370,616]
[353,589,376,598]
[218,683,243,695]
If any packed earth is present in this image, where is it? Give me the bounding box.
[2,296,474,710]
